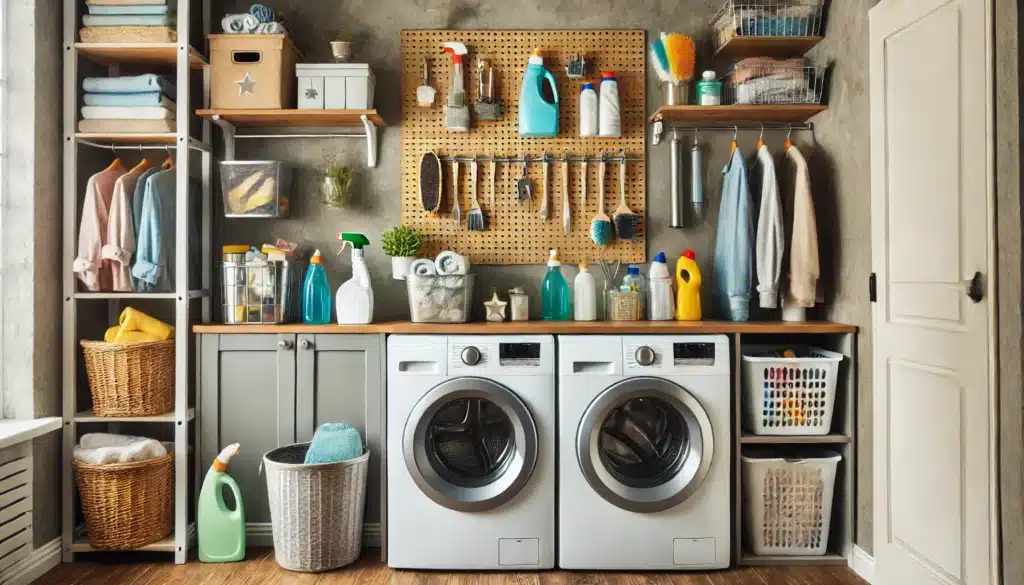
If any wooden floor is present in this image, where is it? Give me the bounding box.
[36,549,869,585]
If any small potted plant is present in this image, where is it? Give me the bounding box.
[381,225,424,280]
[319,152,353,208]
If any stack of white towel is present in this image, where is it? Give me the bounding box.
[82,0,176,29]
[79,74,176,134]
[221,3,287,35]
[73,433,171,465]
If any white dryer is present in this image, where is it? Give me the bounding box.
[558,335,731,570]
[387,335,555,570]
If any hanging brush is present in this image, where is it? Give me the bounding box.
[663,33,696,83]
[467,157,487,231]
[590,153,613,246]
[612,150,637,240]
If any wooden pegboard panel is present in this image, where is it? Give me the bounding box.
[401,29,646,265]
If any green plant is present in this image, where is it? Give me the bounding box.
[381,225,424,257]
[319,152,353,207]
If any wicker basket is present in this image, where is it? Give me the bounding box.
[80,340,175,417]
[73,454,174,549]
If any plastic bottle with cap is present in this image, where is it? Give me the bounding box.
[573,262,597,321]
[198,443,245,562]
[301,250,331,324]
[579,82,598,137]
[675,249,703,321]
[696,70,722,106]
[598,71,621,138]
[620,264,647,318]
[648,252,675,321]
[541,249,572,320]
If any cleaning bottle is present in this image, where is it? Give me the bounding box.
[620,265,647,318]
[519,49,559,138]
[335,232,374,325]
[648,252,675,321]
[696,70,722,106]
[675,249,703,321]
[598,71,621,138]
[198,443,245,563]
[573,262,597,321]
[301,250,331,324]
[579,83,598,137]
[541,249,571,320]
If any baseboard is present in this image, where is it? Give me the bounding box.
[246,523,381,548]
[0,538,60,585]
[849,545,874,584]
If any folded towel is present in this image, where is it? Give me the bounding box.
[253,21,287,34]
[119,307,174,340]
[409,258,437,277]
[87,4,170,14]
[221,13,259,33]
[83,74,175,97]
[82,14,176,26]
[78,119,175,133]
[87,0,167,5]
[104,326,161,343]
[249,3,275,23]
[435,251,469,275]
[79,26,177,43]
[81,106,174,120]
[75,433,168,465]
[84,92,175,110]
[304,423,364,465]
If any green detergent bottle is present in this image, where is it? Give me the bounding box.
[198,443,245,562]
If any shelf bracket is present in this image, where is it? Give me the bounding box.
[361,114,378,168]
[211,114,236,161]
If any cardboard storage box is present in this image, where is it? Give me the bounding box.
[210,34,298,109]
[295,64,375,110]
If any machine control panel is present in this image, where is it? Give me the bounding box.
[499,342,541,367]
[673,342,716,366]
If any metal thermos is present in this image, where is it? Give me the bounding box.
[691,138,704,220]
[669,130,684,228]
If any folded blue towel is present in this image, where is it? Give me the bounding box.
[304,423,364,465]
[84,92,175,108]
[83,74,175,97]
[87,5,170,15]
[82,14,175,27]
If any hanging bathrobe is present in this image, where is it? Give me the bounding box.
[132,168,177,293]
[784,144,820,308]
[755,145,784,309]
[102,164,149,292]
[712,147,754,322]
[72,161,126,292]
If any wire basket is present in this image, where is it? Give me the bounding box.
[406,274,475,323]
[725,61,825,104]
[712,0,825,51]
[221,259,297,324]
[742,345,842,435]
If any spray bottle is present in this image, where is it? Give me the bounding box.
[442,42,470,132]
[335,233,374,324]
[198,444,245,562]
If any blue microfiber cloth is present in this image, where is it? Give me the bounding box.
[304,423,363,465]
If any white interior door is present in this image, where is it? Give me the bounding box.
[870,1,996,585]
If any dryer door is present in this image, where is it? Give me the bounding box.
[576,377,714,513]
[403,377,539,512]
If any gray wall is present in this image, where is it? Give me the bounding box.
[214,0,878,553]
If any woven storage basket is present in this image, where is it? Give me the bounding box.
[263,444,369,572]
[73,454,174,549]
[81,340,175,417]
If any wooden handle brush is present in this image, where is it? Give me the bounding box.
[590,153,612,246]
[613,151,637,240]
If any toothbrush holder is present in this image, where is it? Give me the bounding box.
[662,81,691,106]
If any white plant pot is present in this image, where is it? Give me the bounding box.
[391,256,416,280]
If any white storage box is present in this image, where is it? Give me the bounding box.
[295,64,375,110]
[742,449,841,556]
[741,345,842,436]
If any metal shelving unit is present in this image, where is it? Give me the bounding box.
[61,0,212,565]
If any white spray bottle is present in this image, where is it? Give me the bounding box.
[335,232,374,324]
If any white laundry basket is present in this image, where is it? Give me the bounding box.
[263,443,369,572]
[741,345,842,435]
[742,449,841,556]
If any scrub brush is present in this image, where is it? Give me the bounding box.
[419,152,442,214]
[467,157,487,231]
[612,152,637,240]
[650,37,672,83]
[590,153,613,246]
[663,33,696,82]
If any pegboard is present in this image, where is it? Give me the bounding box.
[400,29,646,265]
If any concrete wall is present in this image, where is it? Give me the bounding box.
[214,0,878,553]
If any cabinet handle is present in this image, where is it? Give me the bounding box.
[278,340,294,350]
[300,339,313,350]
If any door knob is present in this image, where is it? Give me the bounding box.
[300,339,313,350]
[966,271,984,303]
[278,339,294,350]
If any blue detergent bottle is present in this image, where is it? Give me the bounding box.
[519,49,559,138]
[301,249,331,324]
[541,249,572,320]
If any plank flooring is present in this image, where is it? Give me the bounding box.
[36,549,868,585]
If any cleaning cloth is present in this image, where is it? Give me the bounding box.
[118,307,174,340]
[304,423,364,465]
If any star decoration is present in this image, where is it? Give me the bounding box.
[236,73,256,97]
[484,291,507,322]
[305,86,319,101]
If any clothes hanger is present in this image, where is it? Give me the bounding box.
[756,124,765,150]
[161,145,175,169]
[103,143,123,172]
[785,125,793,151]
[729,125,739,156]
[129,144,151,174]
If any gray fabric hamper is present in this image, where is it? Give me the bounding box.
[263,443,369,572]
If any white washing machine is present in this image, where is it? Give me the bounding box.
[558,335,731,570]
[387,335,555,570]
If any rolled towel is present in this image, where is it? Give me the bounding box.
[435,251,469,275]
[253,21,287,34]
[304,423,364,465]
[119,307,174,340]
[83,74,175,97]
[221,13,259,33]
[249,3,275,23]
[104,326,161,343]
[409,258,438,277]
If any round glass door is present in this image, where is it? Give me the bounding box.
[404,377,538,512]
[576,377,713,513]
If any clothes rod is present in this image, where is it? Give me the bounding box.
[77,139,210,152]
[234,133,366,139]
[663,122,814,131]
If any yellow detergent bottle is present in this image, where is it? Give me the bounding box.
[675,249,702,321]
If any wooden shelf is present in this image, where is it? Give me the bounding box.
[74,408,194,423]
[76,43,207,69]
[740,434,851,445]
[739,553,847,566]
[75,132,177,145]
[650,104,827,124]
[715,36,824,60]
[72,533,177,553]
[196,109,386,127]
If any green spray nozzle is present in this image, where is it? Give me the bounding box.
[336,232,370,255]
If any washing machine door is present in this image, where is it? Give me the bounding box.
[403,377,538,512]
[576,376,714,513]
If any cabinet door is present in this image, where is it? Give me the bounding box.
[295,334,384,524]
[200,334,297,524]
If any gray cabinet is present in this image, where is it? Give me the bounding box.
[199,333,385,533]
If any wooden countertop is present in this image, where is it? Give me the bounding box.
[192,320,857,335]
